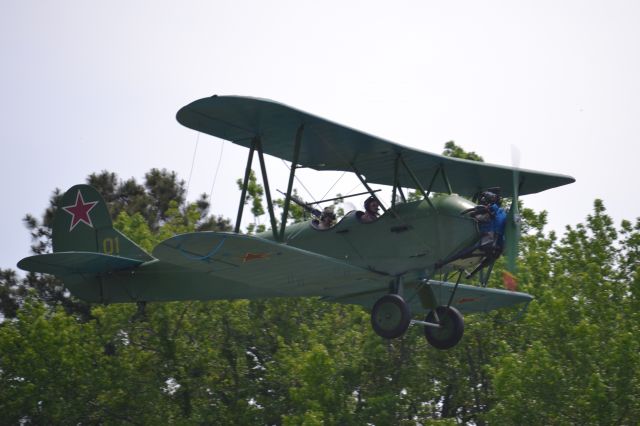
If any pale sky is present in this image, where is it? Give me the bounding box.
[2,1,639,271]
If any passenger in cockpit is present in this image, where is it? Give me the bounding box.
[316,206,337,230]
[360,196,380,223]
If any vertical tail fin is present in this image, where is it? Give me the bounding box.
[52,184,154,262]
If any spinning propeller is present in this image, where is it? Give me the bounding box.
[502,147,521,290]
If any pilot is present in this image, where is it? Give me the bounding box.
[360,196,380,223]
[474,189,507,253]
[316,206,337,230]
[436,188,506,268]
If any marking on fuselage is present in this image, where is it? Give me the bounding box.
[390,225,412,233]
[241,252,271,263]
[409,253,427,258]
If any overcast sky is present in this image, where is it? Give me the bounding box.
[2,0,639,271]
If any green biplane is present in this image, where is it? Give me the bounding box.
[18,96,574,349]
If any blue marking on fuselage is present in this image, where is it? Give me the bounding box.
[178,236,227,261]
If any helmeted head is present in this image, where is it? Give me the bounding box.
[320,206,336,222]
[479,188,501,206]
[364,196,380,214]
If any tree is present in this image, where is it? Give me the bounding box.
[487,200,640,424]
[0,269,22,319]
[2,160,640,424]
[405,141,483,202]
[236,169,267,234]
[442,141,484,162]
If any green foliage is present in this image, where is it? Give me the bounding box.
[274,189,310,225]
[442,141,484,162]
[237,170,267,234]
[406,141,484,201]
[2,164,640,424]
[485,200,640,425]
[88,168,186,229]
[113,211,156,253]
[0,269,22,319]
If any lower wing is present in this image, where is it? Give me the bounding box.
[326,280,533,315]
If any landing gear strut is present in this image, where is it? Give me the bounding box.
[371,294,411,339]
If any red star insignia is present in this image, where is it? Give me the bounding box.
[62,190,99,231]
[241,252,270,263]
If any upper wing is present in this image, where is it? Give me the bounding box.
[152,231,390,298]
[177,95,575,197]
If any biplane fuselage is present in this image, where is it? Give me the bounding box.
[18,94,575,349]
[49,193,480,306]
[265,194,479,278]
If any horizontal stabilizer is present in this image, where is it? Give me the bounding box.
[18,252,146,276]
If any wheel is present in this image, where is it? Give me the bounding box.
[371,294,411,339]
[424,306,464,349]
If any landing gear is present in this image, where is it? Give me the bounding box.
[371,294,411,339]
[423,306,464,350]
[370,277,465,348]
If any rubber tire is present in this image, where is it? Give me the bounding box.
[424,306,464,350]
[371,294,411,339]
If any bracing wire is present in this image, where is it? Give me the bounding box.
[280,159,318,203]
[346,181,362,196]
[209,140,225,203]
[185,132,200,199]
[320,171,346,202]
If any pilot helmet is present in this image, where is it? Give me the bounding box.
[364,196,379,212]
[479,190,500,206]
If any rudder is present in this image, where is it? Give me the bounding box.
[52,184,154,262]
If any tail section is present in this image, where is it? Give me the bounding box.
[52,184,154,262]
[18,184,154,302]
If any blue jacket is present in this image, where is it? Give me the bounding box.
[478,204,507,237]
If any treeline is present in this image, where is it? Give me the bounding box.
[0,145,638,424]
